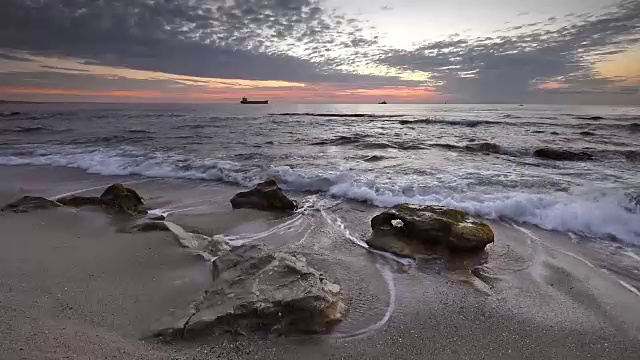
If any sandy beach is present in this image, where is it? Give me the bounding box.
[1,165,640,359]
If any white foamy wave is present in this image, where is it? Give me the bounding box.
[1,146,638,245]
[0,146,261,186]
[266,168,640,245]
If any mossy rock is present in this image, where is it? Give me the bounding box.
[230,180,297,212]
[368,204,494,257]
[99,184,147,215]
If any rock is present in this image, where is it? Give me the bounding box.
[230,180,297,212]
[130,221,171,232]
[99,184,147,215]
[533,148,593,161]
[56,196,101,207]
[153,244,344,340]
[1,196,62,213]
[368,204,494,257]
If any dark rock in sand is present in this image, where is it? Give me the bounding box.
[534,148,593,161]
[130,221,170,233]
[99,184,147,215]
[1,196,62,213]
[56,195,101,207]
[368,204,494,257]
[230,180,297,212]
[154,244,344,340]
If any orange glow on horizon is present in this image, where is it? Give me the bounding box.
[0,84,438,103]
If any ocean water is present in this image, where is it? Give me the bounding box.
[1,103,639,245]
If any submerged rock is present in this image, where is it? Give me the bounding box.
[230,180,297,212]
[56,195,101,207]
[533,148,593,161]
[99,184,147,215]
[368,204,494,257]
[154,244,344,340]
[1,196,62,213]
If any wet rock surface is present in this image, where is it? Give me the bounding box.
[1,196,62,213]
[230,180,297,212]
[153,244,345,340]
[56,195,102,207]
[99,184,147,215]
[368,204,494,257]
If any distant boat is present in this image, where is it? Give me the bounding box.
[240,97,268,104]
[378,100,387,104]
[518,104,525,107]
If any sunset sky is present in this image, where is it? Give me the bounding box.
[1,0,639,104]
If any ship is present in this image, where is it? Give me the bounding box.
[378,100,387,104]
[240,97,268,104]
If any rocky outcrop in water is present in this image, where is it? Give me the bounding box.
[153,244,345,340]
[1,196,62,213]
[533,148,593,161]
[368,204,494,257]
[230,180,297,212]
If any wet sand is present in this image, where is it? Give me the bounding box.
[1,165,640,359]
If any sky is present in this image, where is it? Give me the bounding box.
[0,0,639,104]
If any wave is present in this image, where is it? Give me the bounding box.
[0,125,52,134]
[399,118,494,127]
[311,135,363,146]
[0,111,23,117]
[0,146,638,245]
[271,113,408,119]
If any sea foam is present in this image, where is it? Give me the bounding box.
[1,146,638,245]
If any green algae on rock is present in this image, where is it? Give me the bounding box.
[368,204,494,258]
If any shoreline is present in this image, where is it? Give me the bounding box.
[1,164,640,359]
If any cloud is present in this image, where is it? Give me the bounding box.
[40,65,91,73]
[0,52,33,62]
[0,0,389,84]
[376,0,640,102]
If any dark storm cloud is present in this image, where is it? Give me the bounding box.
[377,0,640,102]
[0,0,389,84]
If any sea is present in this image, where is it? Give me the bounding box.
[1,102,639,246]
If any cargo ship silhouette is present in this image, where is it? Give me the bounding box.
[240,97,268,104]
